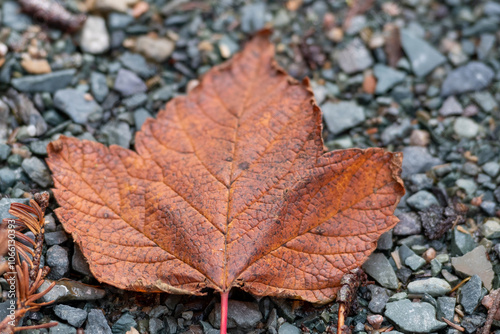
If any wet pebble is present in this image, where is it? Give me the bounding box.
[459,275,483,314]
[385,300,446,333]
[54,304,88,327]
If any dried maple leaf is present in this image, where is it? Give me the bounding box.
[46,31,404,331]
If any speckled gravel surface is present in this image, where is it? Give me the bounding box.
[1,0,500,333]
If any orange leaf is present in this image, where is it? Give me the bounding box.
[46,31,404,304]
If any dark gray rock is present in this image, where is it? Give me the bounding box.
[100,121,132,148]
[401,146,442,178]
[441,62,495,97]
[436,297,455,321]
[72,244,92,276]
[362,253,398,289]
[149,318,164,334]
[111,313,136,334]
[133,108,153,130]
[86,309,112,334]
[394,211,422,235]
[0,198,29,220]
[408,278,452,296]
[11,69,76,93]
[322,101,365,135]
[400,29,446,77]
[39,280,105,303]
[459,275,483,314]
[0,144,11,161]
[406,191,439,211]
[46,245,69,280]
[45,231,69,246]
[461,314,486,334]
[374,64,406,94]
[0,167,16,192]
[450,228,476,256]
[54,304,88,327]
[405,254,426,271]
[335,38,373,74]
[377,230,393,250]
[119,52,156,78]
[49,322,77,334]
[381,118,412,145]
[385,300,446,333]
[21,157,52,187]
[477,33,496,59]
[90,72,109,103]
[114,69,147,96]
[368,285,390,313]
[209,300,262,329]
[108,13,133,30]
[54,88,103,124]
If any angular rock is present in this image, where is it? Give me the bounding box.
[459,275,483,314]
[368,285,390,314]
[452,246,494,289]
[90,72,109,103]
[401,146,442,178]
[119,52,156,78]
[385,300,446,333]
[209,300,262,329]
[54,304,88,327]
[86,309,112,334]
[335,38,373,74]
[481,219,500,239]
[439,96,463,116]
[112,313,137,333]
[21,157,52,187]
[406,191,439,211]
[400,29,446,77]
[114,69,147,96]
[374,64,406,94]
[278,323,301,334]
[436,296,455,321]
[441,62,495,97]
[46,245,69,280]
[11,69,76,93]
[240,2,266,33]
[54,89,103,124]
[394,211,422,236]
[408,278,452,296]
[49,322,77,334]
[362,253,398,289]
[322,101,365,135]
[405,254,426,271]
[450,228,476,256]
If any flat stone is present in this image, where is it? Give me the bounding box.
[135,36,175,62]
[54,88,103,124]
[209,300,262,329]
[459,275,483,314]
[406,191,439,211]
[100,121,132,148]
[362,253,399,289]
[441,62,495,97]
[381,118,412,145]
[114,69,147,96]
[450,228,476,256]
[86,309,112,334]
[80,16,109,54]
[482,162,500,177]
[119,52,156,79]
[0,198,30,221]
[11,69,76,93]
[45,231,69,246]
[431,258,442,276]
[49,322,76,334]
[2,1,31,31]
[400,29,446,77]
[278,323,301,334]
[72,244,92,276]
[0,167,16,192]
[335,38,373,74]
[454,117,479,138]
[472,91,498,113]
[46,245,69,280]
[374,64,406,94]
[439,96,463,116]
[54,304,88,327]
[377,230,393,250]
[456,178,477,197]
[481,219,500,239]
[90,72,109,103]
[322,101,365,135]
[39,280,106,303]
[112,313,137,334]
[21,157,52,187]
[436,297,455,321]
[368,285,390,313]
[134,108,153,130]
[394,211,422,235]
[408,278,452,296]
[405,254,427,271]
[385,300,446,333]
[452,246,494,289]
[401,146,442,178]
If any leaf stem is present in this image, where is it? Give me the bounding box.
[220,291,229,334]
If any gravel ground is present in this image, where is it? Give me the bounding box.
[0,0,500,333]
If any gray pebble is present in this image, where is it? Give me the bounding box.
[322,101,365,135]
[209,300,262,329]
[441,62,494,96]
[11,69,76,93]
[46,245,69,280]
[21,157,52,187]
[49,322,77,334]
[459,275,483,314]
[54,304,88,328]
[400,29,446,77]
[278,323,301,334]
[408,278,452,296]
[406,191,439,211]
[436,296,455,321]
[90,72,109,103]
[54,88,103,124]
[385,300,446,333]
[86,309,112,334]
[114,69,147,96]
[368,285,390,313]
[454,117,479,138]
[362,253,398,289]
[401,146,442,178]
[335,38,373,74]
[374,64,406,94]
[405,254,427,271]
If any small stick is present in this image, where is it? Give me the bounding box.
[481,290,500,334]
[450,277,470,293]
[441,317,464,332]
[220,291,229,334]
[337,303,346,334]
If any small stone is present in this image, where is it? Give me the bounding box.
[11,69,76,93]
[456,178,477,197]
[39,279,105,303]
[431,258,442,276]
[46,245,69,280]
[133,108,153,130]
[436,297,455,321]
[385,300,446,333]
[209,300,262,329]
[481,219,500,239]
[108,12,133,29]
[450,228,476,256]
[451,245,494,289]
[401,146,442,178]
[335,38,373,74]
[21,157,52,187]
[461,314,486,333]
[90,72,109,103]
[439,96,463,116]
[373,64,406,94]
[112,313,137,333]
[94,0,135,12]
[482,162,500,177]
[240,2,266,33]
[441,269,460,286]
[406,191,439,211]
[2,1,31,31]
[86,309,112,334]
[120,52,156,79]
[400,29,446,77]
[409,129,430,147]
[100,121,132,148]
[322,101,365,135]
[21,57,51,74]
[454,117,479,138]
[381,118,412,145]
[408,278,452,296]
[377,230,393,250]
[45,231,68,246]
[405,254,427,271]
[49,322,77,334]
[394,212,422,236]
[459,275,483,314]
[54,89,103,124]
[80,16,110,54]
[362,253,399,289]
[368,285,390,313]
[278,323,301,334]
[472,91,498,112]
[54,305,88,327]
[72,244,91,276]
[441,62,495,96]
[135,35,175,62]
[114,69,147,96]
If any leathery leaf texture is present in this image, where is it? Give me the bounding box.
[46,31,405,304]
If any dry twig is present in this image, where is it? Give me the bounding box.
[337,268,368,334]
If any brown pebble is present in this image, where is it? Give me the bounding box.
[422,248,436,262]
[20,56,51,74]
[362,72,377,94]
[132,1,149,18]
